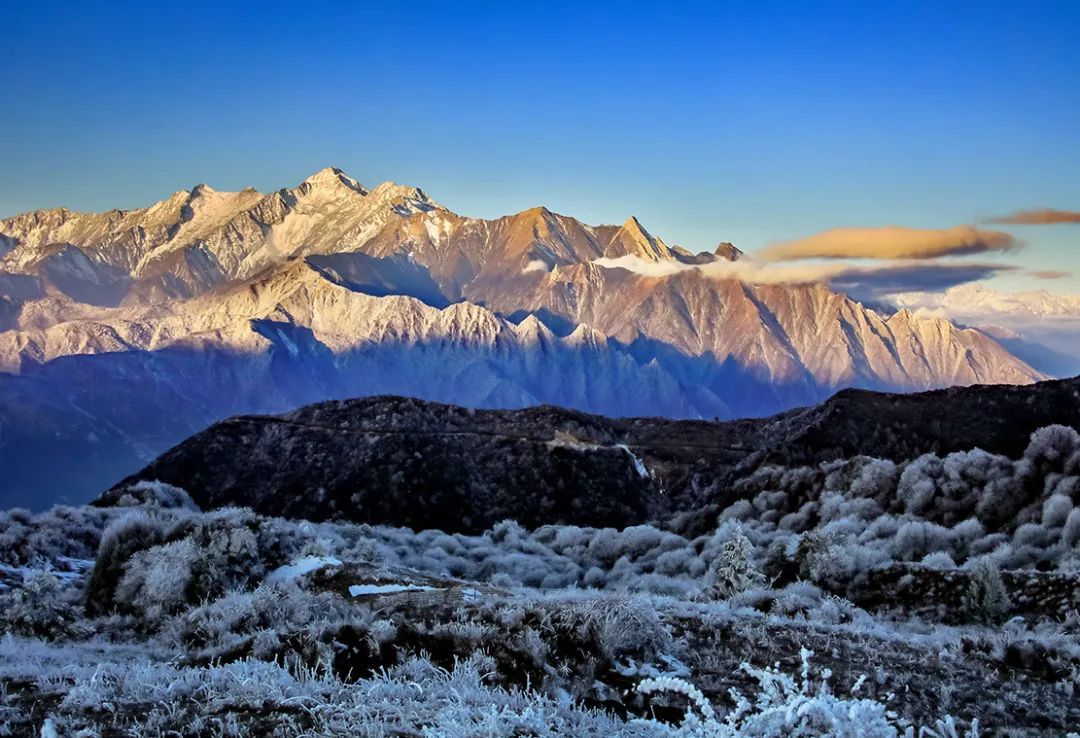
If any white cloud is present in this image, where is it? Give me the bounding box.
[591,254,1012,296]
[523,259,551,274]
[592,254,850,283]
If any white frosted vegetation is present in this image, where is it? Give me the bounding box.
[1,425,1078,734]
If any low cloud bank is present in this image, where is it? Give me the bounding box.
[592,254,1014,298]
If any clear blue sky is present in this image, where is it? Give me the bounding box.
[3,1,1079,291]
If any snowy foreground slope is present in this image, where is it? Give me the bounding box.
[3,415,1080,734]
[0,167,1046,507]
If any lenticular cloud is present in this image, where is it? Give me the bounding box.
[756,225,1019,262]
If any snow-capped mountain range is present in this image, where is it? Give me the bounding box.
[0,167,1046,505]
[890,284,1080,378]
[893,284,1080,320]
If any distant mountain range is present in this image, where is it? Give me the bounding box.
[0,167,1045,506]
[891,284,1080,377]
[894,283,1080,319]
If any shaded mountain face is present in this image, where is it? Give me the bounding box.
[100,377,1080,533]
[0,167,1043,506]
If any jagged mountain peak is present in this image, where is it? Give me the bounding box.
[296,166,368,196]
[715,241,743,261]
[504,206,563,231]
[366,180,440,212]
[602,215,672,261]
[617,215,653,241]
[520,205,555,219]
[515,313,557,343]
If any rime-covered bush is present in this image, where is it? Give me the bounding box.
[168,581,360,664]
[548,594,672,665]
[170,507,299,601]
[1042,493,1074,528]
[848,457,899,501]
[114,538,199,625]
[961,561,1011,624]
[921,551,956,570]
[1063,509,1080,548]
[98,508,309,623]
[702,528,763,600]
[107,480,200,511]
[637,649,980,737]
[1024,425,1080,477]
[85,511,173,616]
[0,505,113,566]
[0,572,83,640]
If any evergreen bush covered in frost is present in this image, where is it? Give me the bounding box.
[703,528,765,600]
[960,561,1011,624]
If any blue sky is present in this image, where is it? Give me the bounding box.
[3,1,1079,292]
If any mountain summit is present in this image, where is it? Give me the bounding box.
[0,167,1043,505]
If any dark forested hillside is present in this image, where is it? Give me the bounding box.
[101,377,1080,532]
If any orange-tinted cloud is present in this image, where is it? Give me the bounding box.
[1029,269,1071,280]
[757,225,1019,262]
[989,208,1080,225]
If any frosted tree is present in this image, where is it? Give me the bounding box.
[703,528,764,600]
[961,561,1011,624]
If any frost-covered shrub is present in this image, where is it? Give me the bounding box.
[702,528,763,600]
[898,450,1015,526]
[1042,494,1074,529]
[0,505,112,567]
[793,531,837,585]
[897,454,944,516]
[175,507,294,600]
[1066,449,1080,476]
[108,480,199,511]
[168,582,358,663]
[637,649,979,737]
[961,561,1011,624]
[114,539,199,625]
[1063,509,1080,549]
[1012,522,1053,549]
[849,457,899,501]
[891,521,952,562]
[547,594,671,665]
[922,551,957,570]
[86,511,172,616]
[762,581,831,619]
[0,572,83,640]
[1024,425,1080,477]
